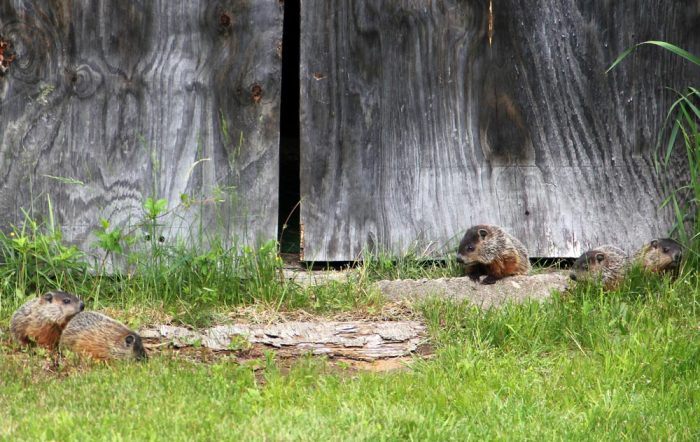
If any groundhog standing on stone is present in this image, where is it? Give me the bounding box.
[10,291,85,349]
[635,238,683,276]
[59,311,147,361]
[569,245,629,290]
[456,224,531,284]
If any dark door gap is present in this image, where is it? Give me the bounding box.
[278,0,301,256]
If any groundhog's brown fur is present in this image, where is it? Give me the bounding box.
[59,311,147,361]
[570,245,629,290]
[635,238,683,275]
[456,224,531,284]
[10,291,84,349]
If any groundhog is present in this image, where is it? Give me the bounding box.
[10,291,85,349]
[59,311,147,361]
[569,245,629,290]
[456,224,531,284]
[635,238,683,275]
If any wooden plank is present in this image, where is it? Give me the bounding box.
[299,0,700,261]
[141,320,427,361]
[0,1,283,249]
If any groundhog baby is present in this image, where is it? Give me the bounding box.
[10,291,85,349]
[635,238,683,275]
[59,311,147,361]
[569,245,629,290]
[456,224,531,284]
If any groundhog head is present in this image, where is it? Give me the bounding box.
[642,238,682,274]
[569,250,609,283]
[456,225,491,265]
[114,332,147,361]
[41,291,85,326]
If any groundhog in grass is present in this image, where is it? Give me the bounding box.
[59,311,147,361]
[569,245,629,290]
[635,238,683,276]
[10,291,85,349]
[456,224,531,284]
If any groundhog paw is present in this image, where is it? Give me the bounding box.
[481,275,499,285]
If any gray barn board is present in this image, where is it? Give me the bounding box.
[0,1,283,250]
[300,0,700,261]
[141,321,427,360]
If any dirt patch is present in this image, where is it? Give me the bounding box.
[223,300,420,324]
[374,272,570,308]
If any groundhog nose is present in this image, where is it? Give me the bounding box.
[673,252,682,263]
[569,273,577,281]
[456,254,464,264]
[79,302,85,311]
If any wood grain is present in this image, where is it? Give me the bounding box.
[0,1,283,250]
[141,321,427,360]
[300,0,700,260]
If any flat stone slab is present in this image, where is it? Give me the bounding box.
[141,320,426,361]
[374,272,570,308]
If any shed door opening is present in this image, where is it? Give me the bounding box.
[278,0,300,255]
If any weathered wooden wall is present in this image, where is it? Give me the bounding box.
[300,0,700,260]
[0,1,282,249]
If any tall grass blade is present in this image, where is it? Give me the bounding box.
[607,41,700,72]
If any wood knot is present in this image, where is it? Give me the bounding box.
[0,36,17,76]
[251,84,263,104]
[220,12,231,28]
[276,40,283,59]
[67,64,103,98]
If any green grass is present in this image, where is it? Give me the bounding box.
[2,268,699,441]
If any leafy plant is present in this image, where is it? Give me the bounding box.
[0,212,89,308]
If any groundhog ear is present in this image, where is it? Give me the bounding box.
[478,229,488,239]
[595,253,605,262]
[650,239,659,248]
[125,335,135,346]
[42,292,53,302]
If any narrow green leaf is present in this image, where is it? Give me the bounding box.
[606,45,638,73]
[641,41,700,66]
[664,119,680,166]
[608,41,700,72]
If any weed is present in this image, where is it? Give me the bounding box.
[0,203,380,326]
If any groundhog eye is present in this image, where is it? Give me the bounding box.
[125,335,135,346]
[62,298,71,305]
[595,253,605,263]
[467,245,475,252]
[663,247,670,253]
